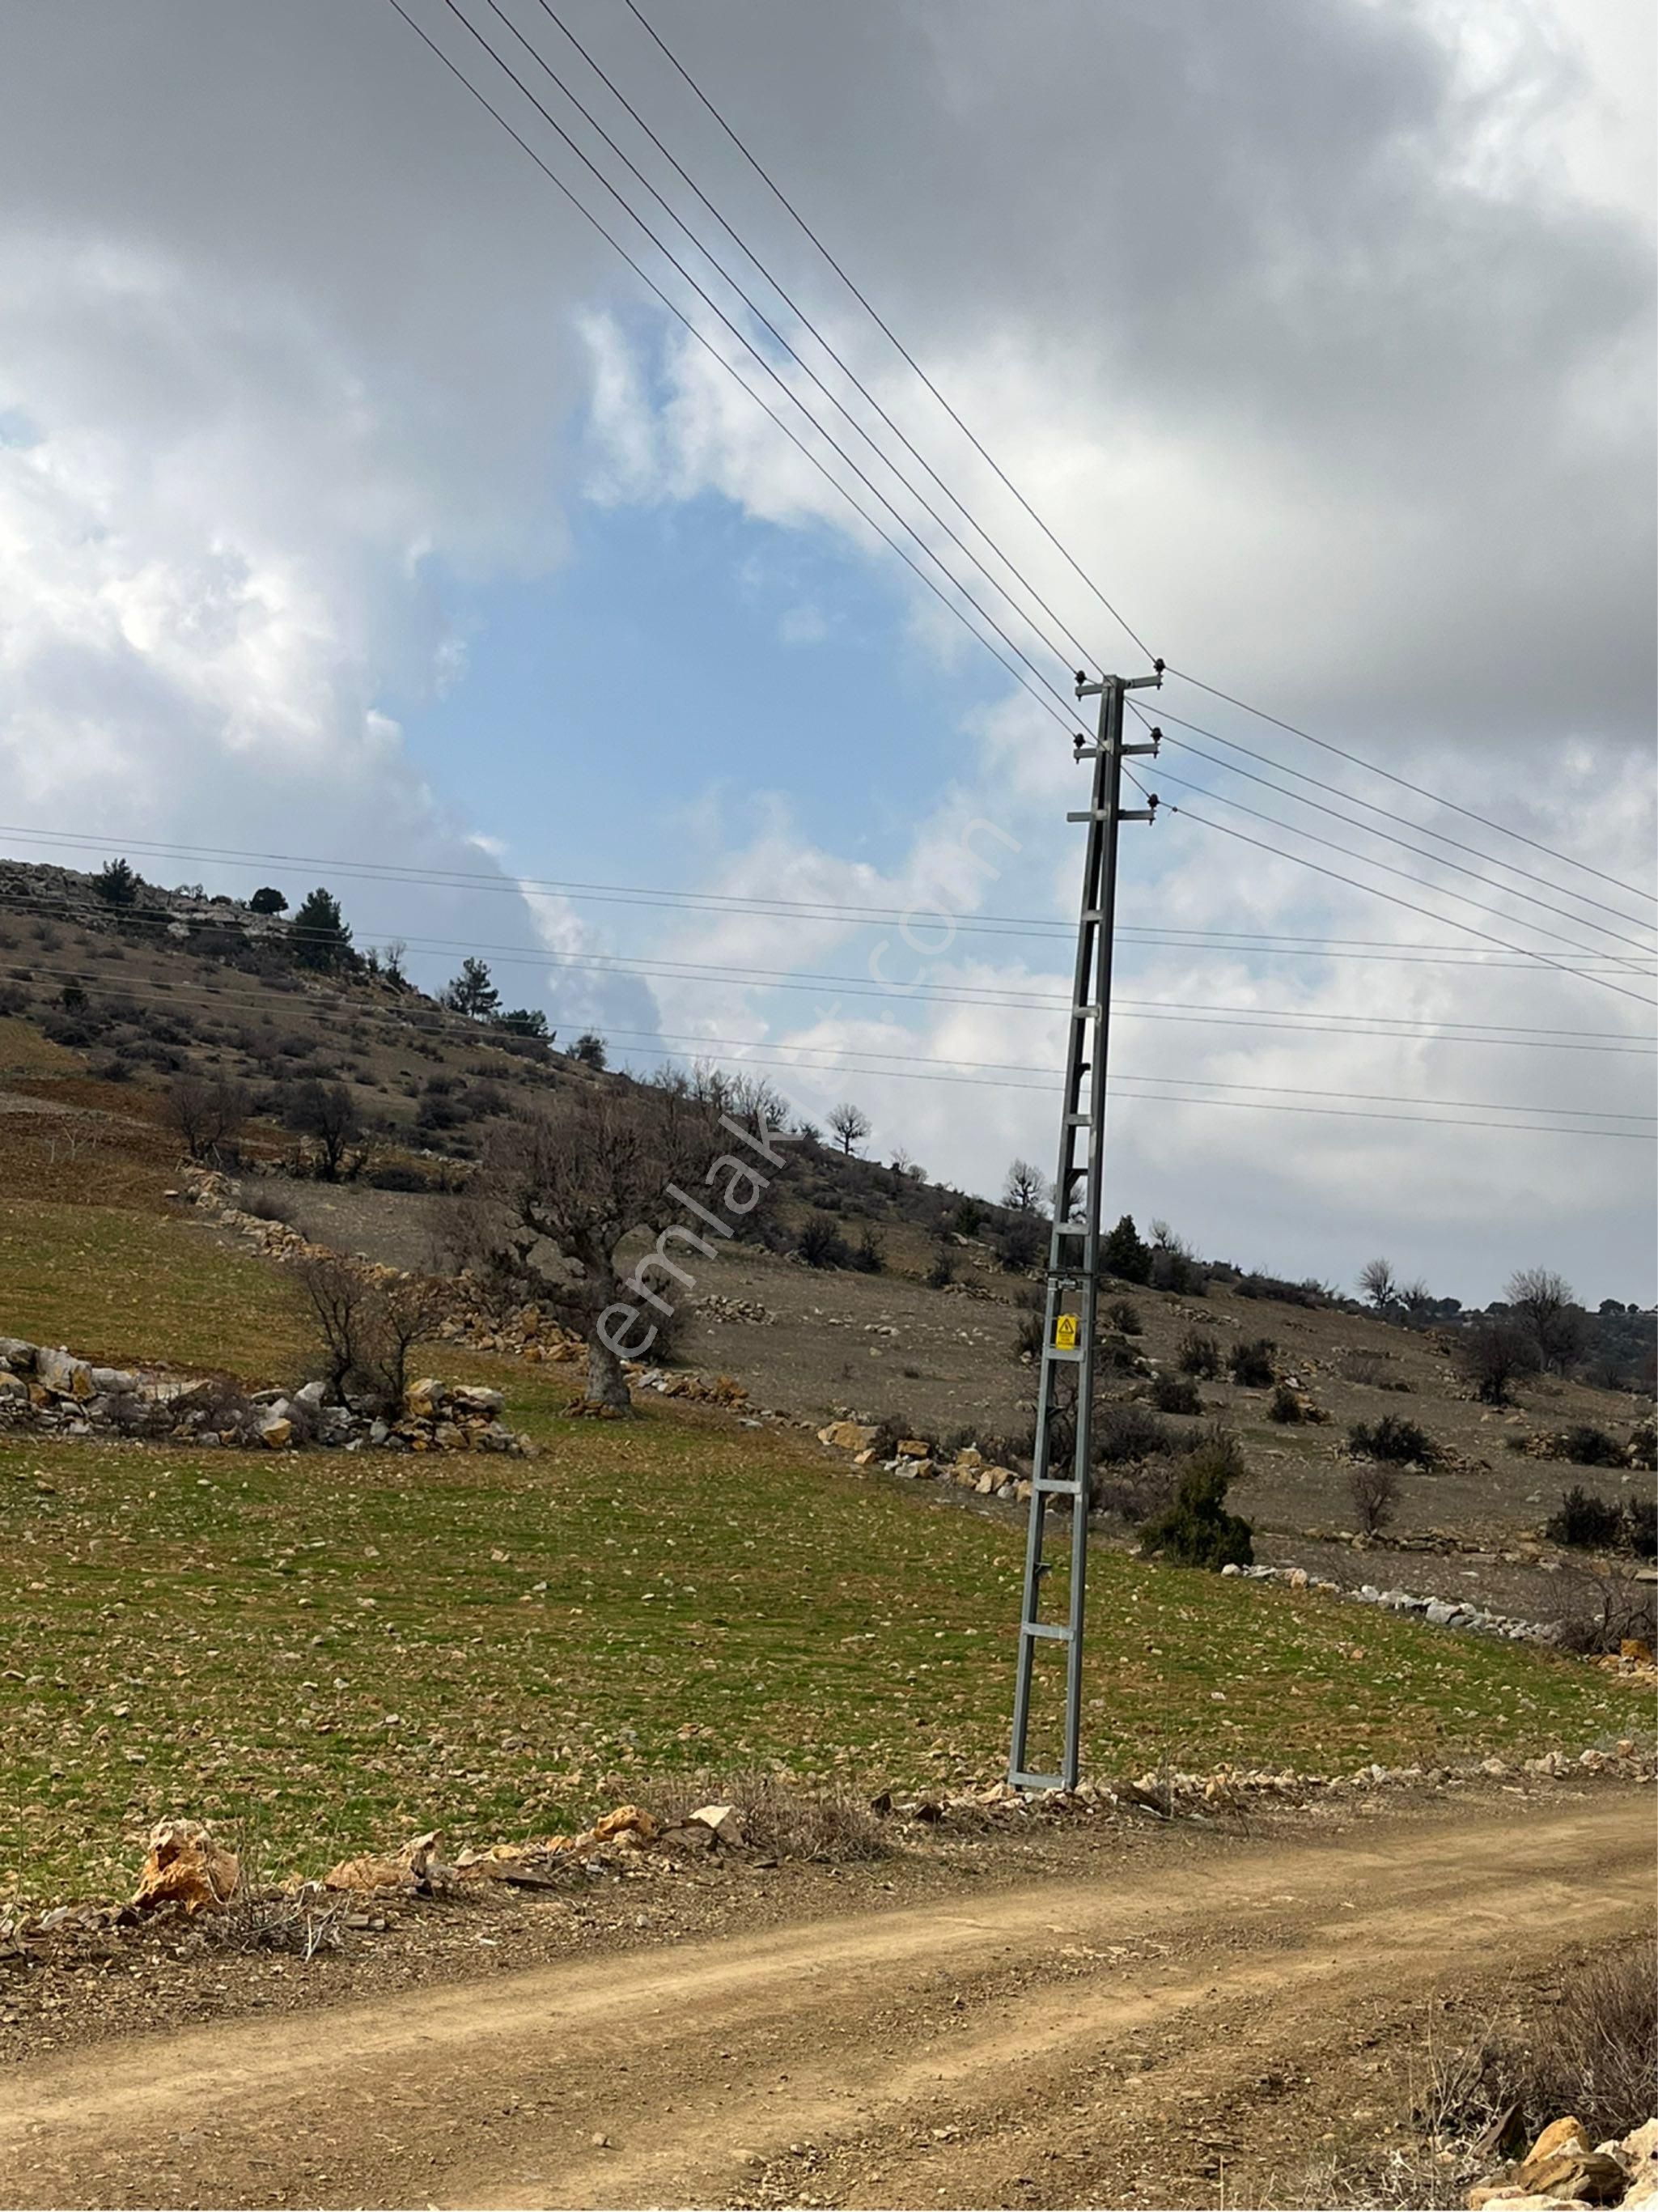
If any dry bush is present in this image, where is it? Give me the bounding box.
[1093,1456,1177,1524]
[1177,1330,1221,1378]
[644,1773,891,1862]
[1551,1565,1658,1654]
[197,1882,346,1959]
[297,1256,447,1413]
[1427,1948,1657,2149]
[1349,1459,1401,1535]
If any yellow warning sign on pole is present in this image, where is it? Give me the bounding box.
[1054,1313,1079,1351]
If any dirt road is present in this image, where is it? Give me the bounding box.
[2,1796,1650,2210]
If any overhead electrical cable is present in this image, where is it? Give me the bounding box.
[389,0,1651,998]
[578,1024,1656,1122]
[1164,669,1657,911]
[1126,707,1658,1012]
[2,860,1652,982]
[15,948,1653,1054]
[411,0,1086,727]
[617,0,1157,663]
[1153,726,1656,956]
[2,825,1652,973]
[496,0,1650,965]
[382,0,1081,737]
[8,957,1646,1137]
[618,0,1654,916]
[1150,706,1658,940]
[488,0,1103,680]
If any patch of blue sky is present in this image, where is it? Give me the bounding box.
[394,489,1007,905]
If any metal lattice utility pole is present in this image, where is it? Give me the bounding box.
[1008,662,1163,1794]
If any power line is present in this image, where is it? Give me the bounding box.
[410,0,1085,728]
[382,0,1079,736]
[392,0,1652,1006]
[1130,707,1658,1013]
[498,0,1658,966]
[3,824,1652,973]
[589,1024,1656,1123]
[1154,724,1655,956]
[15,946,1655,1055]
[1150,705,1658,940]
[619,0,1157,663]
[490,0,1648,970]
[1165,668,1657,911]
[12,926,1647,1144]
[502,0,1103,683]
[618,0,1652,915]
[612,1042,1650,1140]
[3,839,1652,981]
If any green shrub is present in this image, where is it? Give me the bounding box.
[1556,1424,1625,1468]
[1177,1330,1220,1378]
[1094,1403,1174,1466]
[1267,1382,1304,1424]
[1546,1487,1626,1551]
[1349,1413,1436,1465]
[1228,1336,1277,1387]
[1105,1298,1143,1335]
[1151,1373,1202,1416]
[1138,1438,1253,1570]
[1624,1495,1656,1561]
[797,1214,851,1270]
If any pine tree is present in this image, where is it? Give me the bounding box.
[444,957,501,1021]
[93,857,139,907]
[289,887,353,972]
[1101,1212,1152,1284]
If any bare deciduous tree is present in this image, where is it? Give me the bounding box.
[1002,1157,1047,1214]
[1452,1316,1541,1405]
[463,1086,732,1410]
[1358,1257,1397,1313]
[298,1257,448,1414]
[162,1072,251,1164]
[1505,1266,1584,1373]
[1347,1459,1399,1537]
[827,1102,871,1156]
[283,1078,362,1182]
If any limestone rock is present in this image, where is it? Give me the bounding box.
[818,1420,877,1454]
[325,1829,447,1894]
[895,1437,931,1459]
[36,1347,93,1398]
[685,1802,745,1846]
[1527,2122,1593,2169]
[132,1818,240,1915]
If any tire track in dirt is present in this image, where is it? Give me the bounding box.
[0,1797,1650,2210]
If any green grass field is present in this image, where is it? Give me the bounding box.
[1,1191,1648,1903]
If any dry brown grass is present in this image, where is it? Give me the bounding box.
[642,1773,893,1862]
[1425,1945,1657,2149]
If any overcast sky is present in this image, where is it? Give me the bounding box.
[1,0,1652,1302]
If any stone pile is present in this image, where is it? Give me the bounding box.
[1222,1560,1561,1646]
[816,1421,1028,1502]
[0,1335,530,1454]
[694,1294,777,1326]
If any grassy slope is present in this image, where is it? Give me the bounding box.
[1,1194,1648,1904]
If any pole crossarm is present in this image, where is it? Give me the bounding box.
[1007,668,1161,1794]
